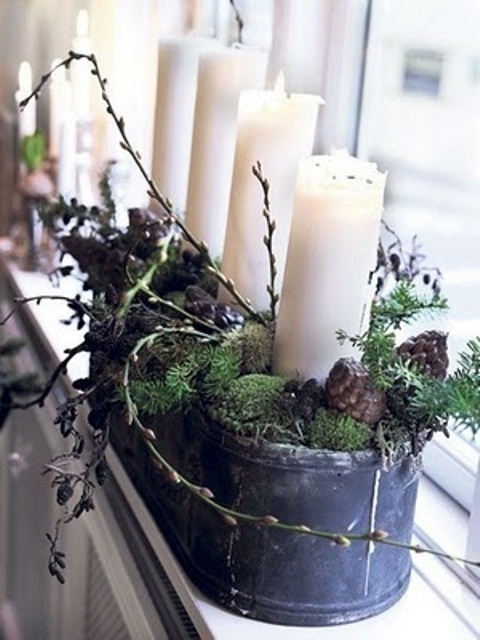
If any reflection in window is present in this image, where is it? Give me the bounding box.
[360,1,480,455]
[402,49,444,96]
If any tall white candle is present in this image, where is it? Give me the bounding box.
[90,0,160,216]
[158,0,190,35]
[268,0,328,93]
[49,61,71,159]
[184,46,268,259]
[187,0,216,35]
[151,35,223,212]
[57,82,77,201]
[273,149,387,383]
[219,82,322,312]
[16,61,36,139]
[71,9,92,120]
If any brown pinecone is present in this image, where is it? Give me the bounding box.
[324,358,386,424]
[396,330,449,380]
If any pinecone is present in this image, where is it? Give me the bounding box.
[396,330,449,380]
[184,285,245,330]
[324,358,386,424]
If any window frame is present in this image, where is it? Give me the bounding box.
[359,0,480,580]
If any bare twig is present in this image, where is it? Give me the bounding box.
[252,162,279,322]
[229,0,244,43]
[0,294,95,327]
[4,342,87,410]
[20,52,265,325]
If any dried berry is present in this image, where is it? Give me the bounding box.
[56,481,74,506]
[95,459,108,485]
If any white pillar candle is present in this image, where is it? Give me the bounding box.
[71,9,93,121]
[16,61,36,139]
[273,149,387,383]
[187,0,216,35]
[158,0,190,36]
[219,82,322,312]
[48,61,71,159]
[184,46,268,259]
[90,0,161,216]
[57,83,77,201]
[268,0,328,94]
[151,35,223,212]
[214,0,232,44]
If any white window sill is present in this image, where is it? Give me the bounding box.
[4,256,480,638]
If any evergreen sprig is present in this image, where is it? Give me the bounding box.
[408,337,480,434]
[371,280,448,330]
[200,347,242,399]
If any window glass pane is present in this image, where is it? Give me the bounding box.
[359,0,480,450]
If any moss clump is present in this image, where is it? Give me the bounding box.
[309,407,371,452]
[209,374,298,443]
[222,321,273,373]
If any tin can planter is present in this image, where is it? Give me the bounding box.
[110,409,420,627]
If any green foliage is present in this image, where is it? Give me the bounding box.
[309,407,371,452]
[130,347,205,415]
[371,280,448,331]
[128,365,196,416]
[408,337,480,435]
[21,132,45,171]
[201,347,241,399]
[337,281,448,391]
[456,336,480,380]
[337,326,396,390]
[209,374,297,443]
[129,342,241,416]
[98,162,117,219]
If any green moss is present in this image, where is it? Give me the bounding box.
[222,321,273,373]
[209,373,296,442]
[309,407,371,452]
